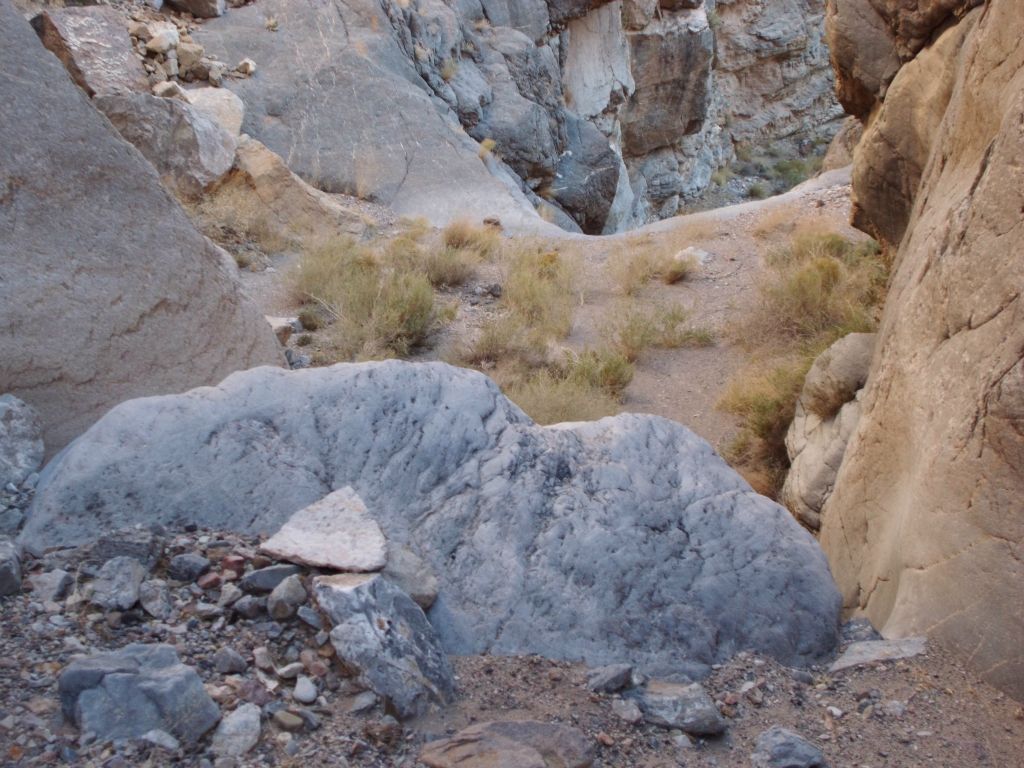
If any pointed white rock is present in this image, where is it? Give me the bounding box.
[260,487,387,572]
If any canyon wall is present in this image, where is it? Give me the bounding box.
[195,0,841,233]
[820,0,1023,700]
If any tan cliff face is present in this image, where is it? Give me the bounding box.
[820,0,1024,699]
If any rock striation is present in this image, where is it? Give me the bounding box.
[0,0,283,455]
[821,0,1024,700]
[25,361,841,677]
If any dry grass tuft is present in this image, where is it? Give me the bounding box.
[290,238,444,359]
[442,218,500,259]
[719,229,887,497]
[605,303,715,363]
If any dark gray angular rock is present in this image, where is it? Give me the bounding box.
[0,395,44,489]
[166,0,225,18]
[314,573,455,718]
[0,538,21,596]
[232,595,267,619]
[26,361,842,676]
[167,553,210,583]
[586,663,633,693]
[267,574,307,621]
[750,726,828,768]
[89,556,145,611]
[58,644,220,745]
[240,564,302,594]
[637,680,726,736]
[214,647,248,674]
[549,114,620,234]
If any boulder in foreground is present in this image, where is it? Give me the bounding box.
[25,361,842,676]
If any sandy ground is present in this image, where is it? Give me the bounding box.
[240,169,862,453]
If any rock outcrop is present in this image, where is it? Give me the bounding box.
[0,0,283,454]
[821,0,1024,699]
[190,0,840,233]
[781,333,874,530]
[26,361,842,676]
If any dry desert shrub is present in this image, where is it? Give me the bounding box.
[719,227,887,496]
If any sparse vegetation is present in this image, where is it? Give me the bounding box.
[719,229,887,496]
[606,240,699,295]
[440,58,459,82]
[605,303,714,362]
[291,238,445,359]
[747,182,768,199]
[477,138,497,160]
[442,218,500,259]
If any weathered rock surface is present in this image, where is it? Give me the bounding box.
[829,637,927,673]
[31,6,149,97]
[635,680,726,735]
[383,543,439,610]
[89,556,145,611]
[0,395,44,488]
[821,0,1024,700]
[58,644,220,745]
[26,361,841,676]
[751,726,828,768]
[781,334,874,530]
[0,0,283,455]
[187,0,839,233]
[184,87,245,137]
[260,487,387,572]
[821,116,862,171]
[0,538,20,596]
[194,0,550,231]
[420,720,595,768]
[314,572,455,718]
[211,703,261,757]
[95,93,237,201]
[849,12,978,245]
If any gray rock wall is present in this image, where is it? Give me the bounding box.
[0,0,283,456]
[194,0,840,233]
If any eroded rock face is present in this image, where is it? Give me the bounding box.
[95,93,237,201]
[0,0,283,455]
[26,362,842,677]
[188,0,839,233]
[822,0,1024,699]
[31,7,149,97]
[782,334,875,531]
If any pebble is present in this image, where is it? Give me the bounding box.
[214,647,248,674]
[293,676,317,704]
[272,710,304,732]
[168,553,210,583]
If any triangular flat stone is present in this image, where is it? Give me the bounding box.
[260,487,386,572]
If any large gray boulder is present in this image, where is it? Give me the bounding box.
[58,644,220,745]
[0,395,44,488]
[95,93,237,201]
[25,362,841,676]
[0,0,283,455]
